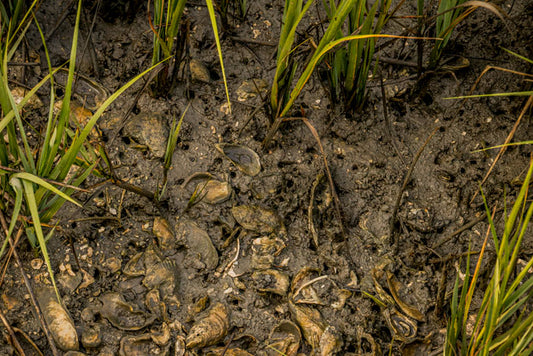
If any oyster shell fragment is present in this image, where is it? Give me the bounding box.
[186,303,230,349]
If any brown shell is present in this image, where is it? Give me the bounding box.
[186,303,230,349]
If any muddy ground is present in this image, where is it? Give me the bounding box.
[1,0,533,355]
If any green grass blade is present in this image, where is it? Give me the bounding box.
[11,172,81,207]
[205,0,231,113]
[21,179,60,301]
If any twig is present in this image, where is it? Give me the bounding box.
[281,117,345,236]
[389,127,438,251]
[230,36,276,46]
[0,212,59,356]
[431,212,489,249]
[0,308,26,356]
[471,95,533,203]
[13,248,60,356]
[380,76,406,165]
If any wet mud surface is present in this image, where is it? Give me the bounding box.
[1,0,533,355]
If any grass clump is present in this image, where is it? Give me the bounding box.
[323,0,392,111]
[150,0,231,112]
[0,0,162,299]
[445,160,533,355]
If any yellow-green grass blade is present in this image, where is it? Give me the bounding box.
[0,179,23,261]
[500,47,533,65]
[20,179,60,301]
[11,172,81,208]
[446,92,533,99]
[49,60,168,183]
[205,0,231,113]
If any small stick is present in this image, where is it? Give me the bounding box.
[13,248,60,356]
[0,307,26,356]
[431,213,489,249]
[380,76,406,165]
[0,213,59,356]
[389,127,438,251]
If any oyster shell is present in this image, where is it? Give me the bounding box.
[119,334,171,356]
[176,220,219,270]
[291,267,324,305]
[186,303,230,349]
[36,287,79,351]
[197,180,232,204]
[236,79,268,102]
[215,143,261,176]
[123,113,169,157]
[81,325,102,348]
[265,320,301,356]
[252,269,289,296]
[251,236,286,270]
[383,308,417,343]
[232,205,282,234]
[207,348,254,356]
[99,293,156,330]
[289,302,325,350]
[153,217,176,251]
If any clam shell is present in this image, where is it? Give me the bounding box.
[215,143,261,176]
[186,303,230,349]
[232,205,282,234]
[99,293,156,330]
[252,269,289,296]
[36,287,79,351]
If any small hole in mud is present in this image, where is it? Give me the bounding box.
[439,126,445,132]
[352,164,358,170]
[132,106,140,115]
[230,171,236,178]
[234,187,240,195]
[337,154,344,160]
[286,179,294,188]
[469,160,477,165]
[189,157,195,162]
[142,150,148,156]
[122,136,131,144]
[118,151,124,159]
[460,168,465,173]
[214,157,222,165]
[177,178,184,185]
[70,222,77,229]
[422,93,433,105]
[182,143,189,150]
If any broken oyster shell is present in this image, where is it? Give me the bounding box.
[291,267,324,305]
[236,79,268,102]
[186,303,230,349]
[232,205,282,234]
[251,236,286,270]
[36,287,79,351]
[119,334,171,356]
[153,217,176,251]
[252,269,289,296]
[383,308,417,343]
[99,292,156,330]
[215,143,261,176]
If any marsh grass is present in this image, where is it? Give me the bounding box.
[266,0,419,146]
[445,160,533,355]
[0,0,163,299]
[150,0,231,112]
[426,0,507,69]
[323,0,392,111]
